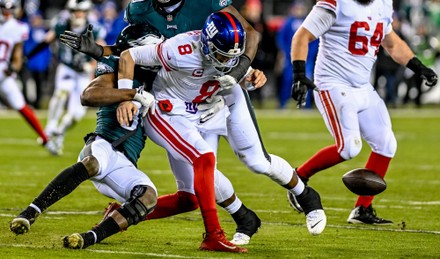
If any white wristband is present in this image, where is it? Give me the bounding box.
[118,79,133,89]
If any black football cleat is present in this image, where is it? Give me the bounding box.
[230,206,261,245]
[10,206,40,235]
[347,205,393,225]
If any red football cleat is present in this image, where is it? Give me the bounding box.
[102,202,121,221]
[199,229,247,253]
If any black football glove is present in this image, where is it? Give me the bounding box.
[59,24,103,60]
[406,57,438,87]
[291,60,316,108]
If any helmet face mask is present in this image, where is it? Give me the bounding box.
[201,12,246,73]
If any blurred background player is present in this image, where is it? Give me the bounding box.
[276,0,318,109]
[0,0,54,153]
[27,0,106,155]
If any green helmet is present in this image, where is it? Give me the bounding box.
[115,23,164,55]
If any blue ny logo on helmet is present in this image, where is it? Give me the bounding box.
[201,12,246,73]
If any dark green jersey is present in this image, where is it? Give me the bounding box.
[54,19,105,71]
[124,0,232,38]
[93,56,152,165]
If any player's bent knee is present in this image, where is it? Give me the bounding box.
[374,131,397,158]
[138,187,158,211]
[117,185,157,226]
[340,136,362,160]
[80,155,99,177]
[239,154,270,175]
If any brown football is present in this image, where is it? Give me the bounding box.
[342,168,387,196]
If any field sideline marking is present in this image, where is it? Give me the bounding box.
[0,244,220,258]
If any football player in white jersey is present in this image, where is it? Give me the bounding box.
[0,0,56,154]
[26,0,106,155]
[288,0,437,224]
[116,12,327,244]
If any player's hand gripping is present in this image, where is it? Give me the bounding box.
[60,24,103,60]
[406,57,438,87]
[133,86,156,117]
[243,68,267,91]
[117,101,139,129]
[198,96,225,123]
[291,60,316,108]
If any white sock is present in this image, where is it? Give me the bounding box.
[29,203,42,214]
[289,177,305,196]
[223,196,243,215]
[87,230,98,243]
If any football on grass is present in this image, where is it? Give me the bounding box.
[342,168,387,196]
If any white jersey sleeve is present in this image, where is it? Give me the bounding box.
[302,5,336,39]
[129,44,162,68]
[128,32,189,71]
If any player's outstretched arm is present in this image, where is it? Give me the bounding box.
[60,24,115,59]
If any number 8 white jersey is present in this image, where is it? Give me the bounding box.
[311,0,394,88]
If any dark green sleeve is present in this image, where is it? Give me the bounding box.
[95,56,117,77]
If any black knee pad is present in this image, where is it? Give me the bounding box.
[116,185,155,226]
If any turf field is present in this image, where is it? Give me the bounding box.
[1,108,439,258]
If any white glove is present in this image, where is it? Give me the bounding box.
[214,74,237,90]
[133,87,156,117]
[198,95,225,123]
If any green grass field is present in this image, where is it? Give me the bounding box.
[1,108,439,258]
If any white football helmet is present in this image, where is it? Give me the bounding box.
[66,0,92,11]
[0,0,18,22]
[66,0,92,28]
